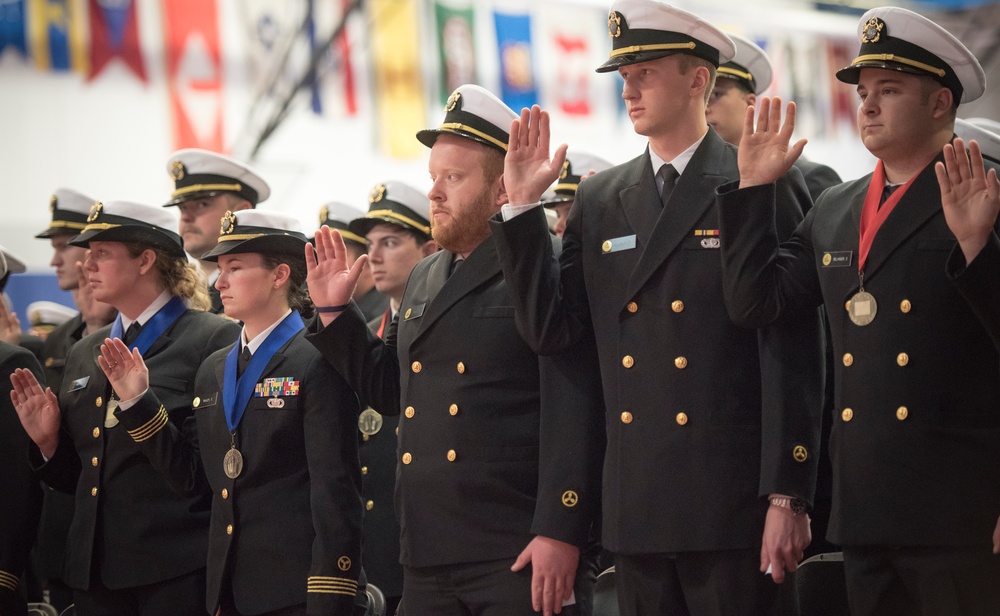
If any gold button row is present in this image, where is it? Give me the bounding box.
[412,361,467,374]
[842,407,910,422]
[842,352,909,367]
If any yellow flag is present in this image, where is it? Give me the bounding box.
[368,0,426,159]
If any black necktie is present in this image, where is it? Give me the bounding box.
[448,257,464,278]
[237,346,252,377]
[658,164,679,208]
[879,184,899,209]
[123,322,142,345]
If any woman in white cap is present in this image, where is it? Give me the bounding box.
[94,210,364,616]
[10,200,239,616]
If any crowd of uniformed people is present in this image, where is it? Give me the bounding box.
[2,1,1000,615]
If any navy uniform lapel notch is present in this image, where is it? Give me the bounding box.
[624,132,731,301]
[618,150,660,250]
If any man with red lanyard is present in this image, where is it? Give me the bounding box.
[346,180,437,615]
[716,6,1000,615]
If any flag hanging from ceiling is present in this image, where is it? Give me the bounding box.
[1,0,28,59]
[87,0,145,82]
[163,0,223,151]
[333,0,357,116]
[27,0,87,72]
[368,0,425,158]
[493,9,536,111]
[434,0,476,105]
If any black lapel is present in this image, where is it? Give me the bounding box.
[618,151,660,250]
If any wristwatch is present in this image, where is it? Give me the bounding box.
[769,496,809,515]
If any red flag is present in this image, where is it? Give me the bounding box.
[87,0,146,82]
[163,0,224,151]
[553,33,590,115]
[335,0,357,115]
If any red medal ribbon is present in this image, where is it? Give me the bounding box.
[858,160,919,272]
[375,308,391,339]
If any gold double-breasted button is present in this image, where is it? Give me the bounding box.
[402,453,412,465]
[620,411,633,424]
[95,396,103,407]
[226,524,233,535]
[92,427,100,438]
[897,353,909,367]
[446,450,457,462]
[361,466,368,475]
[792,445,809,463]
[222,488,229,500]
[622,355,634,368]
[404,406,415,418]
[841,408,854,422]
[842,353,854,367]
[91,487,98,496]
[627,302,638,313]
[366,500,374,511]
[674,356,688,369]
[896,406,909,421]
[411,361,422,373]
[671,300,684,313]
[457,362,466,374]
[91,457,98,467]
[676,412,688,426]
[362,434,369,442]
[900,299,912,313]
[449,404,459,416]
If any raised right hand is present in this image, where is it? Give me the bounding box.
[98,337,149,402]
[9,368,61,458]
[738,97,807,189]
[305,226,369,325]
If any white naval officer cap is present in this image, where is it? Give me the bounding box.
[27,300,78,327]
[836,6,986,104]
[351,181,432,240]
[164,149,271,207]
[954,118,1000,164]
[719,34,773,95]
[202,210,307,262]
[0,244,27,277]
[37,188,98,239]
[317,202,369,247]
[70,201,184,258]
[597,0,736,73]
[544,152,616,207]
[416,84,518,153]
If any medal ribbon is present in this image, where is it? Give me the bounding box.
[109,296,188,355]
[223,311,304,432]
[857,160,919,272]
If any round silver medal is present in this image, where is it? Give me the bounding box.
[104,398,120,428]
[358,408,383,436]
[223,448,244,479]
[848,291,877,326]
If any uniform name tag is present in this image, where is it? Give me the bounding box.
[193,393,219,409]
[68,376,90,391]
[403,304,425,320]
[822,251,853,267]
[601,235,637,254]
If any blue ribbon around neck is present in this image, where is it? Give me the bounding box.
[109,296,187,356]
[223,311,304,432]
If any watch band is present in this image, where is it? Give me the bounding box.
[769,496,809,515]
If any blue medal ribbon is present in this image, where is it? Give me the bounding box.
[109,296,188,355]
[223,311,304,432]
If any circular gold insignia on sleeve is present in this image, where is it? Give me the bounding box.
[607,11,622,38]
[559,159,571,180]
[50,194,58,212]
[220,210,237,235]
[169,159,185,181]
[861,17,885,44]
[792,445,808,463]
[337,556,352,571]
[369,183,386,204]
[445,91,462,112]
[561,490,579,507]
[87,202,103,223]
[318,205,329,226]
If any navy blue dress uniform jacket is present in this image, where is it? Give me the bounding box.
[717,150,1000,547]
[490,130,824,555]
[1,342,44,613]
[307,237,604,569]
[29,309,239,590]
[116,330,364,616]
[358,310,403,600]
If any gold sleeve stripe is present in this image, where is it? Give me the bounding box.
[128,406,169,442]
[307,576,358,595]
[0,570,19,590]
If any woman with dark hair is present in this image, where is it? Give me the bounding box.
[10,201,239,615]
[92,210,363,616]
